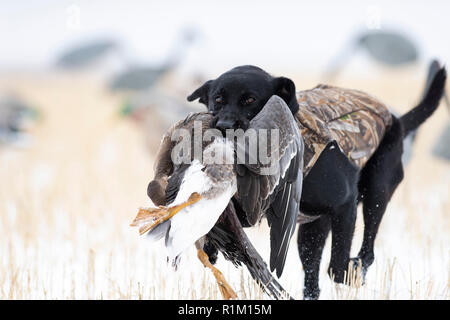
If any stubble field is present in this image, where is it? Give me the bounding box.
[0,70,448,300]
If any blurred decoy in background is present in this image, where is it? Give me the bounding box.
[118,84,204,154]
[432,122,450,161]
[114,27,204,144]
[54,38,128,80]
[118,87,204,149]
[110,28,200,91]
[119,87,202,126]
[132,96,304,299]
[324,29,419,80]
[55,26,201,90]
[56,39,119,68]
[357,31,418,66]
[0,94,39,148]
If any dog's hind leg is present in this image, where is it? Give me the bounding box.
[298,215,331,300]
[354,117,404,280]
[354,171,403,280]
[353,189,391,278]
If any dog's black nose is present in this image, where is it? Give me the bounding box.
[215,118,238,131]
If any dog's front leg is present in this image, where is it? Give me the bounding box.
[328,200,357,284]
[298,215,331,300]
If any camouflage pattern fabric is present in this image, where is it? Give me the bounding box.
[295,84,393,176]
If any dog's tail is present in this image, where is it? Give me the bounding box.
[400,64,447,137]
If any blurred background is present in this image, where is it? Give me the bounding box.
[0,0,448,299]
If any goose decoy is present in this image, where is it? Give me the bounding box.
[110,28,200,91]
[131,95,304,299]
[324,29,419,80]
[432,123,450,161]
[118,88,203,136]
[0,94,39,147]
[55,39,118,68]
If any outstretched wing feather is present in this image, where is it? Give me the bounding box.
[236,95,304,277]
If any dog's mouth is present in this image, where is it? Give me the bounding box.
[210,115,249,135]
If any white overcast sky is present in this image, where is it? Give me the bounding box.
[1,0,449,77]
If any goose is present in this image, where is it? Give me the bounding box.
[131,95,304,299]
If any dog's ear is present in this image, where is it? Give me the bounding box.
[272,77,299,114]
[187,80,213,107]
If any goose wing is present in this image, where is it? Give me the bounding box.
[235,95,304,277]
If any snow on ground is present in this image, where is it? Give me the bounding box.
[0,72,448,300]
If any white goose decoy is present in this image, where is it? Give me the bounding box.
[131,95,304,299]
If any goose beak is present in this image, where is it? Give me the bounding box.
[131,192,202,235]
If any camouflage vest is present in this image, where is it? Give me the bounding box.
[295,84,393,176]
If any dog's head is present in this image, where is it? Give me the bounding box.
[187,65,299,131]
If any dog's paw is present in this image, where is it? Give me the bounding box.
[328,267,347,284]
[350,257,367,285]
[328,260,366,287]
[303,287,320,300]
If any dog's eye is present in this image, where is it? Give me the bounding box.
[214,95,223,104]
[244,97,256,105]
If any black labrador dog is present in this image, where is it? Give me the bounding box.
[187,65,447,299]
